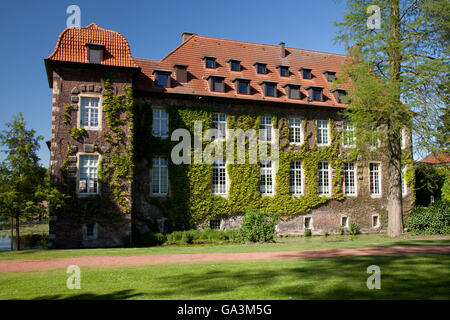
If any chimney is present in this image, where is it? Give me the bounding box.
[279,42,286,58]
[182,32,197,43]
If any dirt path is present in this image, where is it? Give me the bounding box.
[0,245,449,273]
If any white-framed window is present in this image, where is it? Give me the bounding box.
[343,120,355,147]
[317,120,329,145]
[260,160,273,195]
[401,164,407,196]
[289,118,302,144]
[344,162,357,195]
[80,97,100,129]
[210,219,221,229]
[289,161,303,195]
[153,109,169,138]
[212,113,227,140]
[79,155,99,195]
[372,215,380,228]
[341,216,349,228]
[318,161,331,196]
[259,116,272,142]
[370,163,381,195]
[152,157,168,195]
[304,216,312,229]
[212,160,227,194]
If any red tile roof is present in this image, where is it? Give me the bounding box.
[420,153,450,164]
[134,34,352,107]
[47,23,138,68]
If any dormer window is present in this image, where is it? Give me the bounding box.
[174,64,188,83]
[278,65,289,77]
[229,59,241,72]
[233,78,250,94]
[283,83,301,100]
[207,75,225,92]
[86,43,104,64]
[255,62,267,74]
[332,88,348,103]
[323,70,336,82]
[153,69,172,87]
[306,86,323,102]
[260,81,277,97]
[300,68,312,80]
[204,56,217,69]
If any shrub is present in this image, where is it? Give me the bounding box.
[241,210,279,242]
[337,227,345,235]
[349,222,359,235]
[140,232,166,246]
[406,200,450,234]
[181,230,195,244]
[304,228,312,237]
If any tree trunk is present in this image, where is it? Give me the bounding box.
[386,0,404,237]
[15,212,20,251]
[10,215,14,251]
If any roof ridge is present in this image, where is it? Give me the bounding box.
[191,34,348,57]
[160,33,198,62]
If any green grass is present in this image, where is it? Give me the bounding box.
[0,254,449,299]
[1,233,449,261]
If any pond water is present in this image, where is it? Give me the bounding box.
[0,234,44,251]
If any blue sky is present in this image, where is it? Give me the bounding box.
[0,0,350,167]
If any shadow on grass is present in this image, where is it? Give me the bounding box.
[27,289,143,300]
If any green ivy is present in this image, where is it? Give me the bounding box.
[70,127,86,142]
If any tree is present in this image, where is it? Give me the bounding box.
[0,113,47,250]
[335,0,449,236]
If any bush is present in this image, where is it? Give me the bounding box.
[140,232,166,246]
[337,227,345,235]
[349,222,359,235]
[304,228,312,237]
[241,210,279,242]
[406,200,450,234]
[181,230,195,244]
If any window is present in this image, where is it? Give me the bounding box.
[205,57,216,69]
[152,158,168,195]
[318,161,330,195]
[265,83,276,97]
[86,43,104,64]
[79,155,99,195]
[174,65,187,83]
[302,68,312,79]
[259,116,272,142]
[341,216,348,228]
[230,60,240,71]
[256,63,267,74]
[286,84,301,100]
[80,97,100,129]
[312,88,322,101]
[372,215,379,228]
[344,162,356,195]
[212,160,227,194]
[279,66,289,77]
[156,73,169,87]
[238,80,249,94]
[343,121,355,147]
[337,90,348,103]
[86,223,95,238]
[289,118,302,144]
[152,109,169,138]
[212,113,227,140]
[402,165,407,195]
[260,160,273,195]
[317,120,329,145]
[304,217,312,229]
[210,219,221,229]
[290,161,303,195]
[212,77,224,92]
[370,163,381,195]
[324,71,336,82]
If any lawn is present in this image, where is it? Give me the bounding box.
[0,233,449,261]
[0,253,449,299]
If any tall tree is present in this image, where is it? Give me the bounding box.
[335,0,449,236]
[0,113,46,250]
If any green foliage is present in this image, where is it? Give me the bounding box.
[69,127,86,142]
[304,228,312,237]
[406,200,450,234]
[241,210,279,242]
[349,221,359,236]
[337,227,345,235]
[442,174,450,202]
[165,228,242,244]
[139,232,167,246]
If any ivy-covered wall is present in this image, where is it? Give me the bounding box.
[133,96,414,236]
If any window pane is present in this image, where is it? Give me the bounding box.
[266,84,275,97]
[80,97,100,129]
[152,157,168,195]
[238,81,248,94]
[79,155,98,194]
[153,109,169,138]
[156,73,168,86]
[313,88,322,101]
[303,69,311,79]
[370,163,380,195]
[231,61,240,71]
[206,58,215,68]
[318,161,330,195]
